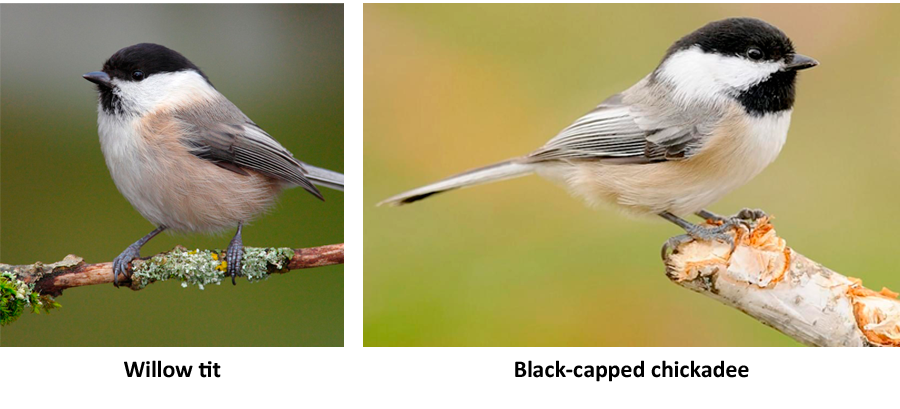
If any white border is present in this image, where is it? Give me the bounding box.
[3,1,900,406]
[345,0,362,350]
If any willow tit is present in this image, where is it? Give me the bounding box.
[380,18,817,254]
[83,43,343,286]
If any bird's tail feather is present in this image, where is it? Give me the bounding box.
[378,159,534,206]
[304,164,344,192]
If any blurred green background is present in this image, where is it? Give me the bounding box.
[1,4,343,346]
[364,4,900,346]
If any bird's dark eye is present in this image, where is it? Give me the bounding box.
[746,47,764,61]
[132,70,144,81]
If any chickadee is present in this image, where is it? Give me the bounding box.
[83,43,343,286]
[380,18,817,254]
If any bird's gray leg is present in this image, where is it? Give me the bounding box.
[226,222,244,285]
[112,226,166,287]
[695,209,725,222]
[659,212,738,260]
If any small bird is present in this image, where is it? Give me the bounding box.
[83,43,343,286]
[380,18,817,254]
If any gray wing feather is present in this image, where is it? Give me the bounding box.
[527,89,713,164]
[176,100,337,200]
[304,164,344,191]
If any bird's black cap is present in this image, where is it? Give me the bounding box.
[101,43,212,85]
[664,17,795,63]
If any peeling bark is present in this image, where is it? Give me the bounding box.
[665,218,898,347]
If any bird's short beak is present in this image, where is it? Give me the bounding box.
[785,53,818,71]
[83,71,112,87]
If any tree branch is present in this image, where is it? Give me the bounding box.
[664,218,898,347]
[1,243,343,297]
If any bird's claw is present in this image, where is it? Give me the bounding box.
[701,207,768,233]
[661,234,693,260]
[724,208,767,233]
[733,208,767,222]
[112,244,141,287]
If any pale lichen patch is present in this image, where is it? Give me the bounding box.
[129,246,295,289]
[240,247,294,283]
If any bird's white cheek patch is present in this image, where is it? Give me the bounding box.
[112,71,219,115]
[658,47,782,104]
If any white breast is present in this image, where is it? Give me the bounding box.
[734,111,791,180]
[97,110,163,223]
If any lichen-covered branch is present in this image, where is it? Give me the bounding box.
[665,218,898,347]
[1,243,344,297]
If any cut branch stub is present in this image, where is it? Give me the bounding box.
[664,218,899,347]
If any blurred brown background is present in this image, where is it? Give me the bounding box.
[1,4,344,346]
[364,4,900,346]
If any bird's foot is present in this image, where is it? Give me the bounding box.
[661,219,742,260]
[112,226,166,287]
[226,224,244,285]
[698,208,768,231]
[112,244,141,287]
